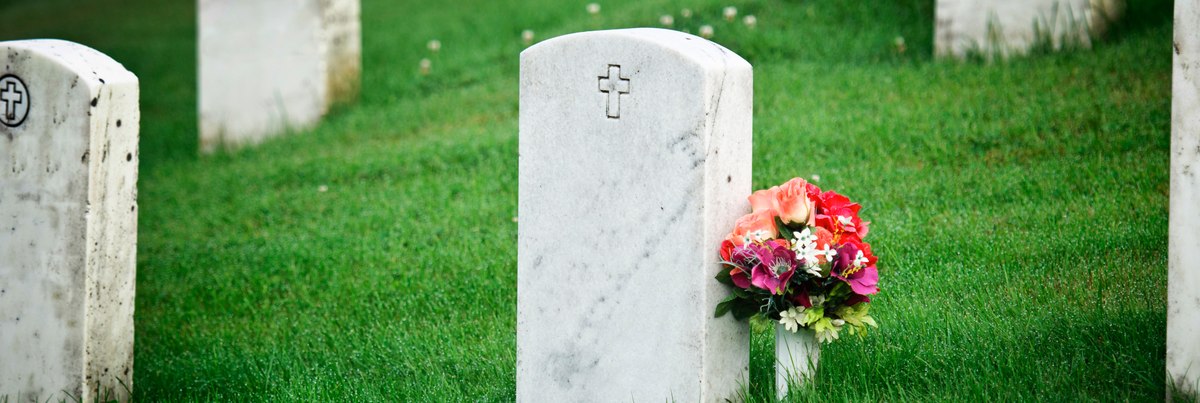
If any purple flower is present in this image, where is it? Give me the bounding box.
[750,241,797,294]
[831,242,879,296]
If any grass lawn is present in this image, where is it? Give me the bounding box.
[0,0,1175,401]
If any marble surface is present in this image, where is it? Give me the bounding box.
[935,0,1124,58]
[0,39,138,402]
[198,0,360,153]
[776,326,819,400]
[517,28,751,402]
[1170,0,1200,396]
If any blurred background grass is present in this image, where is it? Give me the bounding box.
[0,0,1174,400]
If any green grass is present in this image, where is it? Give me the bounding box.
[0,0,1174,400]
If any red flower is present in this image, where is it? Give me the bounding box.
[814,190,869,242]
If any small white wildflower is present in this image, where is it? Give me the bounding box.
[820,245,838,262]
[809,294,826,307]
[586,3,601,15]
[427,39,441,53]
[894,36,907,53]
[811,174,821,182]
[699,25,714,38]
[853,250,868,268]
[779,307,805,333]
[723,6,738,21]
[522,30,535,45]
[742,15,757,28]
[680,8,693,18]
[751,229,770,243]
[659,14,674,27]
[816,328,839,343]
[419,58,432,75]
[317,185,329,193]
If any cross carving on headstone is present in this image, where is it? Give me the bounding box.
[1,80,24,120]
[598,64,630,119]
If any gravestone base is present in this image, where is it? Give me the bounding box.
[935,0,1124,59]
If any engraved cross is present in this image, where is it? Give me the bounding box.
[598,65,630,119]
[1,81,23,120]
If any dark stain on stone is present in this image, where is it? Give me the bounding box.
[98,78,105,84]
[116,119,121,128]
[125,153,131,162]
[90,97,98,107]
[727,175,731,183]
[81,151,89,164]
[1176,41,1183,55]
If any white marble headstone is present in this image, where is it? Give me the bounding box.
[935,0,1124,59]
[198,0,361,153]
[517,28,751,402]
[0,39,139,402]
[1169,0,1200,396]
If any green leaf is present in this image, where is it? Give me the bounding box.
[774,216,797,242]
[713,295,738,318]
[730,298,759,320]
[715,269,734,287]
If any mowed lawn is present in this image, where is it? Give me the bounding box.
[0,0,1174,401]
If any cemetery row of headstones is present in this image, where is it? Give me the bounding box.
[1,0,1195,401]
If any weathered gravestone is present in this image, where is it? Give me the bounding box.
[935,0,1124,59]
[198,0,360,153]
[1170,0,1200,397]
[517,28,751,401]
[0,39,138,402]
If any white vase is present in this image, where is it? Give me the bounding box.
[776,324,820,399]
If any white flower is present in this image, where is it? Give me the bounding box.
[723,6,738,21]
[751,229,770,243]
[742,15,757,28]
[838,215,854,227]
[853,250,868,269]
[779,307,805,333]
[819,244,838,265]
[419,58,432,75]
[811,174,821,182]
[680,8,693,18]
[816,327,841,343]
[522,30,535,45]
[427,39,441,53]
[659,14,674,27]
[809,294,826,307]
[699,25,714,38]
[586,3,601,15]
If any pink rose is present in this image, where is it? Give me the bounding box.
[749,178,817,226]
[725,210,778,246]
[748,186,779,214]
[773,178,815,226]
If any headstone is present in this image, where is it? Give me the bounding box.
[517,28,751,401]
[198,0,361,153]
[0,39,139,402]
[1169,0,1200,397]
[935,0,1124,59]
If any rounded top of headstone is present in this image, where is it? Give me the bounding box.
[0,39,137,89]
[522,28,750,73]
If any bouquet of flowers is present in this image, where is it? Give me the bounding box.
[714,178,879,343]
